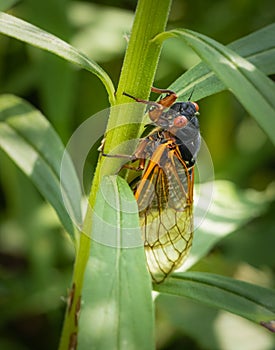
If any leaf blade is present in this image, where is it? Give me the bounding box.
[154,271,275,328]
[181,180,273,271]
[0,94,82,239]
[169,23,275,101]
[78,175,154,350]
[0,12,115,104]
[174,29,275,144]
[155,27,275,145]
[0,0,19,11]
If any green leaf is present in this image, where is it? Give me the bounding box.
[69,2,134,62]
[78,175,154,350]
[0,12,115,105]
[155,28,275,145]
[169,23,275,101]
[0,94,82,240]
[0,0,19,11]
[154,271,275,329]
[181,180,273,271]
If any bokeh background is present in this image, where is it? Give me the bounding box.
[0,0,275,349]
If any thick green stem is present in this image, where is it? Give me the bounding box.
[58,1,171,348]
[101,0,172,176]
[117,0,172,100]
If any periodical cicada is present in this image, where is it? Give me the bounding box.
[104,87,201,283]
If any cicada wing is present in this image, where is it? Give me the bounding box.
[164,147,193,211]
[144,207,193,283]
[135,146,194,283]
[134,161,167,213]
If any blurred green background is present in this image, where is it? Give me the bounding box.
[0,0,275,349]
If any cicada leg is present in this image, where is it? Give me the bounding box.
[123,87,178,124]
[150,86,178,108]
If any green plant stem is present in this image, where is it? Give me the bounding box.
[103,0,172,173]
[58,1,171,348]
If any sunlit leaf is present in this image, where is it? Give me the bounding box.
[154,28,275,145]
[0,12,115,104]
[180,180,273,271]
[169,23,275,101]
[0,0,19,11]
[154,271,275,329]
[0,94,82,240]
[69,2,133,62]
[78,175,154,350]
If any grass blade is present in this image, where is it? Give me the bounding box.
[181,180,273,271]
[169,23,275,101]
[0,94,82,240]
[154,271,275,330]
[78,175,154,350]
[0,0,19,11]
[0,12,115,104]
[155,28,275,145]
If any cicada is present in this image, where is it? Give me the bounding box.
[104,87,201,283]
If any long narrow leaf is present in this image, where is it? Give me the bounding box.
[78,175,154,350]
[169,23,275,101]
[155,28,275,145]
[0,94,82,240]
[0,0,19,11]
[0,12,115,104]
[181,180,273,271]
[154,271,275,331]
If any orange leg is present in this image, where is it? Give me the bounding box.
[123,87,178,124]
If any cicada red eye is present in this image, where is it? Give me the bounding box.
[192,102,199,112]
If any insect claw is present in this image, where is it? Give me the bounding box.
[97,138,106,152]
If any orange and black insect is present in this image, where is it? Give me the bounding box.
[104,87,200,283]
